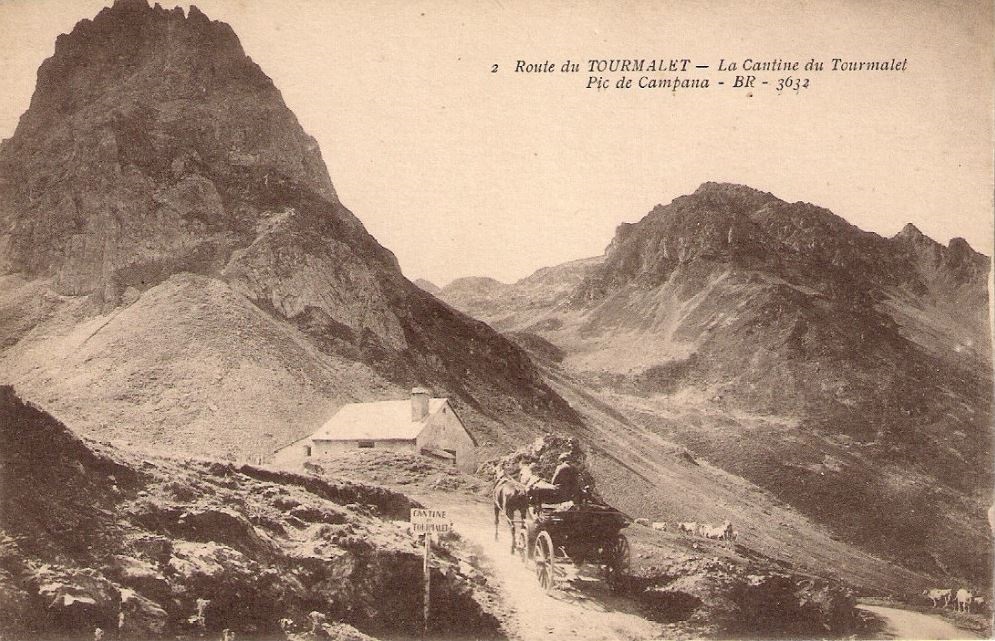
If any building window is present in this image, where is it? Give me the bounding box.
[304,446,312,457]
[358,441,374,449]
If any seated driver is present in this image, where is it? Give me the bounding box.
[551,452,581,504]
[523,452,583,506]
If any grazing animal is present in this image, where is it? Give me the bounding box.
[678,522,698,536]
[721,521,734,540]
[700,520,734,540]
[922,588,952,608]
[956,588,973,612]
[651,521,667,531]
[493,473,529,554]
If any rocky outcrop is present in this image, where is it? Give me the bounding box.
[0,387,505,640]
[626,558,858,639]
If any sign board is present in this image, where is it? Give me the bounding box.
[411,509,448,634]
[411,508,451,534]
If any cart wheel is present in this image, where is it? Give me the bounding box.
[604,534,630,592]
[534,531,556,592]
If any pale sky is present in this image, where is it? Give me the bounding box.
[1,0,992,286]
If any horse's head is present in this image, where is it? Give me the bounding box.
[519,465,534,485]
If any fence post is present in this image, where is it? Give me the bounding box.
[423,532,431,638]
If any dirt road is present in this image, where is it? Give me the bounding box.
[441,498,664,641]
[856,604,983,640]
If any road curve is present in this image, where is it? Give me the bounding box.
[857,604,983,640]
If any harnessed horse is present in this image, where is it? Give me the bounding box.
[493,472,530,554]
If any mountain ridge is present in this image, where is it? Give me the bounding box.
[577,181,988,304]
[0,0,580,458]
[437,181,992,587]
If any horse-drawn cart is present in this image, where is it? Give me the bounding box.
[494,472,631,593]
[525,502,630,592]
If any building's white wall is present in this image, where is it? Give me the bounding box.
[312,439,417,457]
[272,436,312,465]
[416,403,477,472]
[271,400,477,473]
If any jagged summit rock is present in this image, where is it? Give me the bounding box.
[689,181,780,208]
[948,236,976,254]
[1,0,344,301]
[578,182,989,301]
[0,1,579,457]
[895,222,928,240]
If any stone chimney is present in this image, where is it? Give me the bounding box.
[411,387,431,422]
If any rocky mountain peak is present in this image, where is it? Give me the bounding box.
[942,237,989,284]
[680,182,782,224]
[892,223,944,253]
[0,1,580,448]
[691,181,779,203]
[947,236,976,255]
[577,183,990,302]
[0,0,344,299]
[896,222,926,239]
[891,224,988,287]
[26,0,254,135]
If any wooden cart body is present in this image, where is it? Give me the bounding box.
[517,502,631,592]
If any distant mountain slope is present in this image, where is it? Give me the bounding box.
[413,278,441,295]
[438,182,993,587]
[440,256,604,330]
[0,0,579,456]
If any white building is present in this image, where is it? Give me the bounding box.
[273,388,477,471]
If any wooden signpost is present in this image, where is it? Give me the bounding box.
[411,509,451,637]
